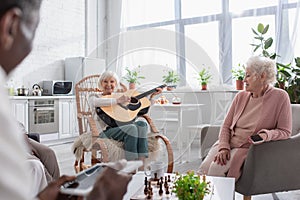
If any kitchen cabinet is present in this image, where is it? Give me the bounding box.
[10,96,79,143]
[10,99,29,131]
[58,98,79,139]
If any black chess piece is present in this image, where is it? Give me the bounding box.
[148,181,152,194]
[159,182,163,196]
[160,177,164,184]
[154,172,159,181]
[164,177,168,188]
[144,177,148,195]
[165,186,170,195]
[147,190,152,199]
[168,175,171,182]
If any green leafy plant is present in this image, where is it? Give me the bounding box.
[123,66,145,84]
[197,68,212,86]
[162,70,180,85]
[173,171,210,200]
[251,23,277,59]
[250,23,300,103]
[232,64,245,80]
[286,57,300,103]
[250,23,291,86]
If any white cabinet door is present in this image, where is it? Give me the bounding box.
[10,99,29,131]
[59,98,78,139]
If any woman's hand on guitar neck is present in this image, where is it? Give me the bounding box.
[117,95,131,104]
[150,87,163,99]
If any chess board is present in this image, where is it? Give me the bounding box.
[130,174,178,200]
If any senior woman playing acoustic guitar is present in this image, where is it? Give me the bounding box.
[89,71,162,161]
[199,56,292,181]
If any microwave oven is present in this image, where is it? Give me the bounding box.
[42,81,73,96]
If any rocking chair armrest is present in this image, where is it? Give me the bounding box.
[87,116,100,137]
[140,114,159,133]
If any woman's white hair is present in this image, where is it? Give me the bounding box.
[246,56,277,85]
[98,71,121,91]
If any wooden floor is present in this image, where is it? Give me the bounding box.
[50,141,300,200]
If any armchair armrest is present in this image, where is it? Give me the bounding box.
[236,134,300,196]
[200,125,221,159]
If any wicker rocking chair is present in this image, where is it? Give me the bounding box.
[73,74,174,173]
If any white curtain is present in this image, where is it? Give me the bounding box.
[276,0,300,64]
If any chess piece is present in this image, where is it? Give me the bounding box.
[147,190,152,199]
[154,172,159,181]
[148,181,152,195]
[165,186,170,195]
[164,177,168,188]
[168,175,171,182]
[144,177,148,195]
[160,177,164,184]
[159,182,163,196]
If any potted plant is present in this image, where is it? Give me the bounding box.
[123,66,145,89]
[197,68,212,90]
[250,23,290,88]
[173,171,211,200]
[250,23,300,103]
[162,70,180,91]
[232,63,245,90]
[285,57,300,103]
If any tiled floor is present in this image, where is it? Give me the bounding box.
[49,141,300,200]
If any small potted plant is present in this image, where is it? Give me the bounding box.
[123,66,145,89]
[173,171,211,200]
[197,68,212,90]
[232,63,245,90]
[162,70,180,91]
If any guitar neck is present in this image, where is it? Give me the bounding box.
[135,84,166,99]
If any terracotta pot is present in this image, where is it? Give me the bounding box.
[201,84,207,90]
[236,80,244,90]
[129,83,135,89]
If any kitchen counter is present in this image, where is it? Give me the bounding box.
[9,95,75,100]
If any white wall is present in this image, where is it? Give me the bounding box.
[8,0,85,90]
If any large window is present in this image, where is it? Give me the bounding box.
[122,0,174,27]
[120,0,300,87]
[182,0,221,18]
[185,22,219,87]
[232,15,275,70]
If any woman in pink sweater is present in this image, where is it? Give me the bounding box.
[199,56,292,181]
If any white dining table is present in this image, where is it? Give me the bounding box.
[150,103,204,163]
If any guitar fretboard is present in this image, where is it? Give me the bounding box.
[135,84,166,99]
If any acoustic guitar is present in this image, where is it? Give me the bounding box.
[96,84,166,127]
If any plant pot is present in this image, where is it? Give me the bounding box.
[236,80,244,90]
[201,84,207,90]
[129,83,135,90]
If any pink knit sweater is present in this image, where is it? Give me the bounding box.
[218,86,292,179]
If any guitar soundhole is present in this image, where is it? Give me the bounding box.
[128,97,141,111]
[130,97,138,104]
